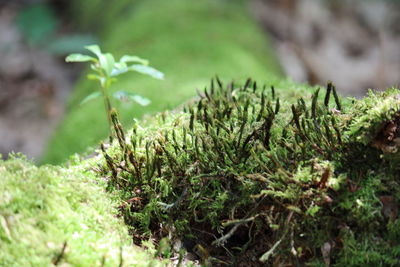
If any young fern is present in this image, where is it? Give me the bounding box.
[66,45,164,135]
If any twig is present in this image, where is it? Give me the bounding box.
[53,241,67,265]
[212,223,241,247]
[259,210,294,263]
[259,235,284,263]
[222,215,259,228]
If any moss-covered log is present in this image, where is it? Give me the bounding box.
[99,78,400,266]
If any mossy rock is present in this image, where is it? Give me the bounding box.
[97,78,400,266]
[42,0,281,164]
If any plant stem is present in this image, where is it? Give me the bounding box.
[101,82,113,135]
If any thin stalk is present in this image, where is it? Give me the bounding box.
[101,79,114,135]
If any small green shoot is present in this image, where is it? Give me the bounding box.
[66,45,164,135]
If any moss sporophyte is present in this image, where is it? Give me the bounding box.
[65,45,164,136]
[98,78,400,265]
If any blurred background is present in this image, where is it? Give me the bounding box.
[0,0,399,163]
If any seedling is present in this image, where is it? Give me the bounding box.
[66,45,164,135]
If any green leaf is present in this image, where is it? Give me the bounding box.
[129,64,164,80]
[131,95,151,106]
[306,205,320,217]
[87,74,102,81]
[111,68,128,77]
[85,45,116,76]
[113,91,130,101]
[98,53,115,77]
[66,53,95,62]
[111,62,128,77]
[99,77,107,87]
[80,91,101,105]
[113,91,151,106]
[90,64,99,72]
[85,44,102,57]
[119,55,149,65]
[114,62,128,70]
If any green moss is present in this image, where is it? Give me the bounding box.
[0,155,165,266]
[3,79,400,265]
[98,79,400,265]
[346,89,400,145]
[42,0,282,164]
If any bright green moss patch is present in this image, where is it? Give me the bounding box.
[98,79,400,265]
[346,89,400,151]
[0,155,165,266]
[42,0,282,164]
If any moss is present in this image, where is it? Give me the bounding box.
[98,79,400,265]
[67,0,135,32]
[3,78,399,265]
[42,0,282,164]
[0,155,166,266]
[346,89,400,145]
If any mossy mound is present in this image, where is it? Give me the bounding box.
[0,156,165,266]
[99,78,400,266]
[42,0,281,164]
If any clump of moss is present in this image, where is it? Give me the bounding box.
[0,155,166,266]
[99,79,400,266]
